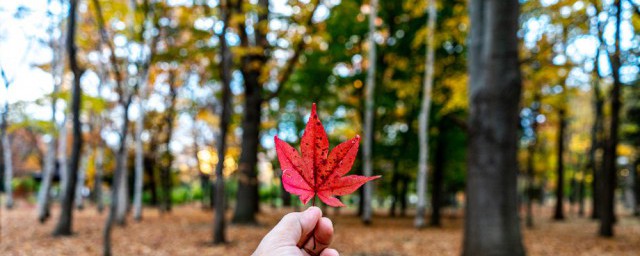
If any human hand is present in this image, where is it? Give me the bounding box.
[252,207,339,256]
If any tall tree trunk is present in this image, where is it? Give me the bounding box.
[133,84,148,221]
[362,0,378,225]
[599,0,622,238]
[554,108,566,220]
[37,10,65,220]
[232,0,268,224]
[1,99,13,209]
[590,74,604,219]
[53,0,83,236]
[160,74,178,213]
[430,120,446,227]
[463,0,525,255]
[415,0,436,228]
[214,0,231,242]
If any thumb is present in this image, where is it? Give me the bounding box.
[265,206,323,247]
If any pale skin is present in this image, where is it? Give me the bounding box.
[253,207,339,256]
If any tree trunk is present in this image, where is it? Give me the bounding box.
[52,0,83,236]
[554,108,566,220]
[634,159,640,216]
[115,135,130,225]
[590,80,603,219]
[399,174,408,217]
[232,0,268,224]
[37,14,65,221]
[160,74,178,213]
[75,153,89,210]
[362,0,378,225]
[599,0,622,238]
[214,0,231,242]
[95,143,105,213]
[430,120,446,227]
[133,84,148,221]
[415,0,436,229]
[463,0,525,255]
[1,102,13,209]
[389,159,399,217]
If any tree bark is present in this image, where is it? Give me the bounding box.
[1,99,13,209]
[590,78,603,219]
[599,0,622,238]
[232,0,268,224]
[160,73,178,213]
[362,0,378,225]
[415,0,436,229]
[214,0,232,243]
[554,108,566,220]
[463,0,525,255]
[53,0,83,236]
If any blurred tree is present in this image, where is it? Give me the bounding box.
[53,0,84,236]
[361,0,378,225]
[415,0,436,229]
[463,0,525,255]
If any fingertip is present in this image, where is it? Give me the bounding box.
[305,206,323,218]
[320,248,339,256]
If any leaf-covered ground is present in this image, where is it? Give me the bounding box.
[1,201,639,255]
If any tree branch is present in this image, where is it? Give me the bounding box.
[91,0,125,101]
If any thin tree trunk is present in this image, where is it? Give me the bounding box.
[599,0,622,238]
[1,110,13,209]
[399,174,408,217]
[362,0,378,225]
[463,0,525,255]
[160,73,178,213]
[415,0,436,229]
[554,108,566,220]
[133,82,148,221]
[430,120,446,227]
[389,159,399,217]
[115,139,129,225]
[58,117,69,204]
[95,142,105,213]
[75,152,89,209]
[526,92,540,228]
[53,0,83,236]
[214,0,232,243]
[590,81,603,220]
[578,155,587,217]
[37,8,65,221]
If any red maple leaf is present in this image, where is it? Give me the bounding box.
[274,103,381,207]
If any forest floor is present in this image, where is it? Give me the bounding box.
[1,201,640,255]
